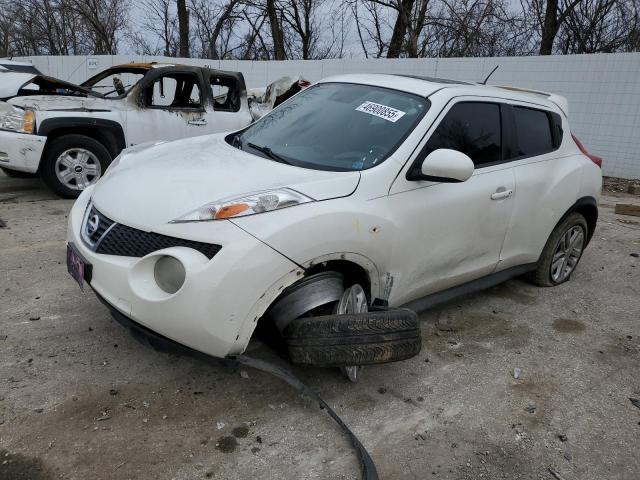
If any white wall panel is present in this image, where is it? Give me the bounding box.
[16,53,640,179]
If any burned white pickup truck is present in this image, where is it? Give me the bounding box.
[0,63,305,197]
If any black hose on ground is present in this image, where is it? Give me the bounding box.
[102,299,379,479]
[230,355,379,480]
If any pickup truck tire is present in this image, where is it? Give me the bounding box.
[1,167,37,178]
[528,212,588,287]
[284,309,422,367]
[41,134,112,198]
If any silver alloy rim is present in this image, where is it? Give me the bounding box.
[336,284,368,382]
[54,148,101,191]
[551,225,585,282]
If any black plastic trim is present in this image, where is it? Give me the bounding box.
[555,196,598,245]
[402,263,537,313]
[37,117,126,154]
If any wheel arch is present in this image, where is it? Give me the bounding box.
[555,196,598,245]
[231,253,383,354]
[38,117,126,160]
[301,253,382,303]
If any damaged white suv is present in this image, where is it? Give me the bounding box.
[67,74,602,380]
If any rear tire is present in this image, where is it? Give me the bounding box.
[528,212,588,287]
[40,134,111,198]
[1,167,37,178]
[284,309,421,367]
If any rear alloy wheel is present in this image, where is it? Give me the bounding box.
[528,212,588,287]
[41,134,111,198]
[550,226,585,283]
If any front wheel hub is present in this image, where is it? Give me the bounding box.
[335,284,368,382]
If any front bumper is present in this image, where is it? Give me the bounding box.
[68,189,301,358]
[0,130,46,173]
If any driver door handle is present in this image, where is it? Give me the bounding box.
[490,187,513,200]
[188,119,207,126]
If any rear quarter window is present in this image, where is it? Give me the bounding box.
[513,107,554,157]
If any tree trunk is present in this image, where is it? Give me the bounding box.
[177,0,190,57]
[266,0,286,59]
[539,0,559,55]
[387,0,414,58]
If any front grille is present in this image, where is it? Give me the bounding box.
[82,205,221,259]
[96,223,222,258]
[82,206,114,246]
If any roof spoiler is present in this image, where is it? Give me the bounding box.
[496,85,569,117]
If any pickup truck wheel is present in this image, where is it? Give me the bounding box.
[41,134,111,198]
[1,167,37,178]
[528,212,588,287]
[284,307,421,369]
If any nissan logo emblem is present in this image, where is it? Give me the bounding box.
[86,214,100,236]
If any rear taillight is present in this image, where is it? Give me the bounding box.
[572,134,602,168]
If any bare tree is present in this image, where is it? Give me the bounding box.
[65,0,129,54]
[135,0,179,56]
[356,0,420,57]
[558,0,640,52]
[520,0,584,54]
[240,9,272,58]
[1,0,100,55]
[277,0,344,58]
[350,0,390,57]
[190,0,243,59]
[176,0,190,56]
[265,0,287,58]
[423,0,529,57]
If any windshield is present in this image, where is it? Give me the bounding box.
[236,82,429,171]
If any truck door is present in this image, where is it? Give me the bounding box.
[125,69,209,146]
[200,71,253,134]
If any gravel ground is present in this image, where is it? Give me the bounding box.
[1,172,639,480]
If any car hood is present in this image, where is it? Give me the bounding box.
[0,72,36,99]
[92,134,360,228]
[9,95,112,111]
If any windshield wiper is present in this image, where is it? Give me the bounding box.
[247,142,292,165]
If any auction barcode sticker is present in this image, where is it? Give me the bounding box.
[355,101,406,123]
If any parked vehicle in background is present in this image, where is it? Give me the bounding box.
[66,74,602,381]
[0,63,307,196]
[0,59,41,74]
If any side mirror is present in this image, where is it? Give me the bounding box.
[409,148,474,183]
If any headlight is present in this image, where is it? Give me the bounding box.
[0,105,35,133]
[171,188,314,222]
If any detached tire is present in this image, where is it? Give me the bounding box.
[41,134,112,198]
[284,309,421,367]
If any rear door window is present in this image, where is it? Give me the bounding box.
[210,75,241,112]
[513,106,554,157]
[424,102,502,167]
[145,73,202,109]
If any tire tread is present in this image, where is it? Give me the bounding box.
[284,309,422,367]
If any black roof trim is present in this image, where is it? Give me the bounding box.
[394,74,472,85]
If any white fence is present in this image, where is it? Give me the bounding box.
[18,53,640,179]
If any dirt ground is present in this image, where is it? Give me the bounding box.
[1,172,639,480]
